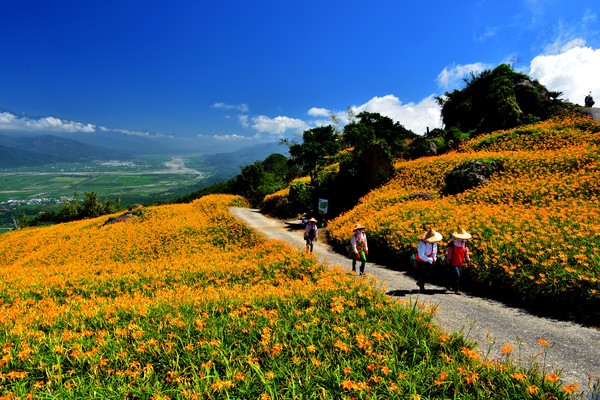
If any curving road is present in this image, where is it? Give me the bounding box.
[230,207,600,398]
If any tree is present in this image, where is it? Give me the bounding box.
[286,125,340,183]
[436,64,565,134]
[342,111,416,158]
[225,153,296,208]
[80,192,107,219]
[22,191,121,226]
[231,162,265,206]
[177,152,297,208]
[313,112,410,217]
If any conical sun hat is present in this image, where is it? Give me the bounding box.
[421,228,443,243]
[353,223,366,231]
[309,217,318,222]
[452,227,472,240]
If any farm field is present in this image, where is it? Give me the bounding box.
[0,155,210,231]
[0,159,205,202]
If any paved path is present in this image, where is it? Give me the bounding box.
[230,207,600,398]
[583,107,600,121]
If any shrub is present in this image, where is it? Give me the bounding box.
[443,159,504,195]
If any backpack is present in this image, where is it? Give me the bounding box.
[445,241,454,265]
[346,240,353,258]
[410,253,417,269]
[307,225,317,240]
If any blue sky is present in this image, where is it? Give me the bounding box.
[1,0,599,152]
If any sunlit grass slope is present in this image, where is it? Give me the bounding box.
[327,113,600,321]
[0,195,572,398]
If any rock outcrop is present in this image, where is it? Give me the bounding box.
[443,160,504,195]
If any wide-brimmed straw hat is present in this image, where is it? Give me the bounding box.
[309,217,318,223]
[452,227,472,240]
[353,223,366,231]
[421,228,443,243]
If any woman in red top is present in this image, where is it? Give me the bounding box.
[445,228,472,293]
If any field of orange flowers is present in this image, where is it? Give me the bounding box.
[326,114,600,321]
[0,194,573,398]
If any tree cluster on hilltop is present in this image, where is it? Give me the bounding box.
[436,63,568,134]
[258,64,575,219]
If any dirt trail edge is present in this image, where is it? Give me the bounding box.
[230,207,599,397]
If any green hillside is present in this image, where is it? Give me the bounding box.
[0,144,59,168]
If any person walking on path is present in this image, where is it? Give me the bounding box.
[445,227,472,293]
[416,228,443,292]
[229,207,600,396]
[304,217,318,252]
[231,207,600,400]
[350,223,368,275]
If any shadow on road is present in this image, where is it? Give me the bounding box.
[284,221,305,230]
[386,289,449,297]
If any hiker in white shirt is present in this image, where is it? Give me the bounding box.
[415,228,443,293]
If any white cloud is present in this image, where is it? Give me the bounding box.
[250,115,309,135]
[0,112,18,127]
[307,107,331,117]
[211,102,249,113]
[99,125,173,138]
[582,9,596,26]
[312,118,337,128]
[0,111,95,133]
[350,94,442,135]
[304,94,443,136]
[0,111,178,139]
[529,45,600,105]
[212,133,253,141]
[474,26,497,43]
[543,37,587,55]
[238,115,250,129]
[436,62,492,90]
[226,42,600,144]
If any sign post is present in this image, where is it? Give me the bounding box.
[318,198,329,214]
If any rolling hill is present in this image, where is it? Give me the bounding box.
[324,112,600,323]
[0,143,60,168]
[0,195,574,398]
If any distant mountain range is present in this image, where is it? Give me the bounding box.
[202,142,289,177]
[0,134,133,168]
[167,141,290,192]
[0,132,288,170]
[0,143,61,167]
